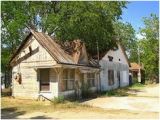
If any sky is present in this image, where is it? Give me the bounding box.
[121,1,159,37]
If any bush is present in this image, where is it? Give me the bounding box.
[105,90,116,96]
[81,83,91,98]
[131,82,145,89]
[52,96,65,104]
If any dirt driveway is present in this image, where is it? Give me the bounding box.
[83,84,159,116]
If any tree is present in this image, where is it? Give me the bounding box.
[1,1,127,72]
[138,14,159,82]
[113,21,138,61]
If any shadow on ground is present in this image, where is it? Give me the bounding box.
[30,116,54,119]
[1,107,26,119]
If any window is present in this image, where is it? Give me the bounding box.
[108,56,113,61]
[61,69,75,91]
[87,73,95,87]
[108,70,114,85]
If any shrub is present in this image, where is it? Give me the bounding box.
[52,96,65,104]
[105,90,116,96]
[81,83,91,98]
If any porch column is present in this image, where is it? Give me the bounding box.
[54,67,63,97]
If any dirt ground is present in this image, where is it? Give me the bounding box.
[1,84,159,119]
[83,84,159,119]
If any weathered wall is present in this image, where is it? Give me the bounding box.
[102,44,129,66]
[12,66,39,99]
[12,36,57,99]
[100,60,129,91]
[99,44,129,91]
[59,68,99,98]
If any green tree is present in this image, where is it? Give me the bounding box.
[138,14,159,82]
[113,21,138,61]
[1,1,127,72]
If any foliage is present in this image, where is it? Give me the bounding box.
[113,21,138,62]
[130,82,145,89]
[81,83,91,98]
[1,1,127,72]
[138,14,159,82]
[53,96,65,104]
[104,88,129,97]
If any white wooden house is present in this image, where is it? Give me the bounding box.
[99,44,130,91]
[10,30,99,99]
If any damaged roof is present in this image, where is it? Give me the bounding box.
[10,29,99,68]
[130,62,143,71]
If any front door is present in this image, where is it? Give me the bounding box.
[40,69,50,91]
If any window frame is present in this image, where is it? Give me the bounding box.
[87,73,95,87]
[62,69,75,91]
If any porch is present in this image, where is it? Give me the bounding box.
[36,65,99,99]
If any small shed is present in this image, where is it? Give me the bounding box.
[130,63,145,84]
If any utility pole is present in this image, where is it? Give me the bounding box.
[138,45,141,83]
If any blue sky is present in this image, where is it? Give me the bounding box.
[121,1,159,34]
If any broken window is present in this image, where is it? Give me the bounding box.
[108,56,113,61]
[62,69,75,91]
[108,70,114,85]
[87,73,95,87]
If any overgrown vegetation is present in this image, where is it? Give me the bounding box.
[138,14,159,83]
[100,83,146,97]
[81,83,91,98]
[52,96,65,104]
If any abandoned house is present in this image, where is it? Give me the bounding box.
[10,29,100,99]
[10,29,130,99]
[99,43,130,91]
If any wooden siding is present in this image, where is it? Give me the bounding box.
[12,36,57,99]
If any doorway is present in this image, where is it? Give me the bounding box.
[39,69,50,91]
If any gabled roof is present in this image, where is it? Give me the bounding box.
[10,29,99,68]
[31,30,75,64]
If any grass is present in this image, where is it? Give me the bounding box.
[130,82,145,89]
[1,84,158,119]
[0,83,148,114]
[1,96,110,119]
[100,87,130,97]
[1,88,92,115]
[100,83,146,97]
